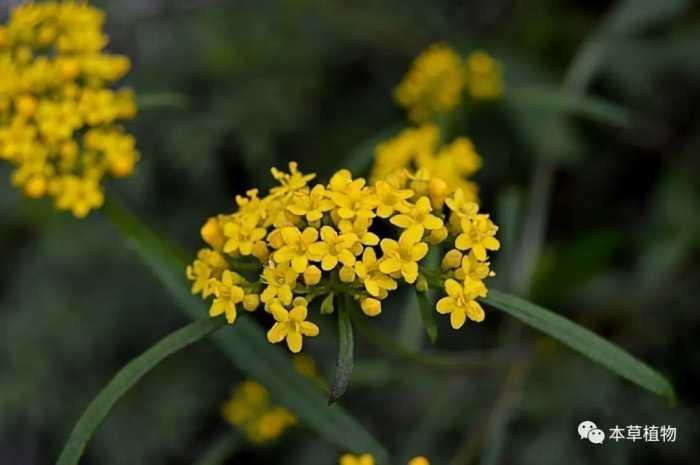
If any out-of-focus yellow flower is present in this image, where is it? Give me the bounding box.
[340,454,431,465]
[465,50,503,99]
[395,43,465,123]
[0,2,138,217]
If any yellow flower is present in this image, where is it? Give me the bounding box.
[436,278,487,329]
[390,195,444,232]
[394,43,465,123]
[186,249,227,297]
[272,226,322,273]
[338,216,379,256]
[340,454,375,465]
[270,161,316,199]
[200,217,226,250]
[465,50,503,99]
[373,180,413,218]
[455,252,495,282]
[355,247,397,298]
[303,265,322,286]
[287,184,334,222]
[267,298,320,353]
[441,249,463,270]
[329,173,378,220]
[209,270,245,324]
[408,458,431,465]
[52,175,104,218]
[308,226,358,271]
[455,214,500,261]
[379,225,429,283]
[223,217,267,256]
[261,262,299,305]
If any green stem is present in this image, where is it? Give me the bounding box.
[193,430,244,465]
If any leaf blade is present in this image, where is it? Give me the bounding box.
[483,289,676,403]
[415,288,438,344]
[57,318,224,465]
[330,295,355,403]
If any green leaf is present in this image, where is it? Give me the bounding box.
[57,318,224,465]
[330,295,355,404]
[415,289,438,344]
[483,289,676,403]
[102,199,388,463]
[507,86,630,127]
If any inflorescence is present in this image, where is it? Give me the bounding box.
[0,2,138,217]
[187,162,499,353]
[395,43,503,123]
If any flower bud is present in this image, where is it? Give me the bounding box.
[360,297,382,317]
[243,294,260,312]
[252,240,269,262]
[415,275,429,292]
[320,292,335,315]
[339,265,355,283]
[201,217,225,250]
[441,249,463,270]
[427,226,448,244]
[303,265,322,286]
[428,177,448,209]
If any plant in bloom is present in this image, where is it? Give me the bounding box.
[394,43,503,123]
[339,454,431,465]
[221,380,296,444]
[0,2,138,217]
[187,161,499,353]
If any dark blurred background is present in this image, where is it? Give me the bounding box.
[1,0,699,464]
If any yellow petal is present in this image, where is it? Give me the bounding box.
[286,330,303,353]
[444,279,462,297]
[267,323,287,343]
[450,309,466,329]
[300,321,320,336]
[390,214,413,228]
[321,254,338,271]
[379,258,401,274]
[411,242,429,261]
[467,301,485,322]
[291,255,308,273]
[436,296,453,314]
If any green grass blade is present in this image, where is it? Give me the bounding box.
[329,295,355,404]
[193,431,244,465]
[415,288,438,344]
[102,199,389,463]
[483,289,676,403]
[57,318,224,465]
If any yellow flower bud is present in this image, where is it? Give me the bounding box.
[441,249,463,269]
[338,265,355,283]
[360,297,382,317]
[428,177,448,209]
[427,226,448,244]
[252,240,269,262]
[201,217,225,250]
[303,265,322,286]
[108,152,136,177]
[243,294,260,312]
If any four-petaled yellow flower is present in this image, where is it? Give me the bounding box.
[390,196,444,232]
[374,180,413,218]
[267,298,320,353]
[455,214,500,261]
[273,226,323,273]
[209,270,245,324]
[355,247,397,298]
[223,218,266,256]
[309,226,359,271]
[260,262,298,305]
[287,184,335,222]
[379,225,429,283]
[270,161,316,199]
[436,278,487,329]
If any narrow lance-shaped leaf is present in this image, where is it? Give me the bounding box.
[102,200,388,463]
[483,289,676,403]
[57,318,224,465]
[330,295,355,404]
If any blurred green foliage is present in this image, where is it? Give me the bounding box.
[1,0,699,464]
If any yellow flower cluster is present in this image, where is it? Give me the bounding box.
[0,2,138,217]
[340,454,430,465]
[221,380,296,444]
[187,162,499,352]
[394,43,503,123]
[371,124,481,200]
